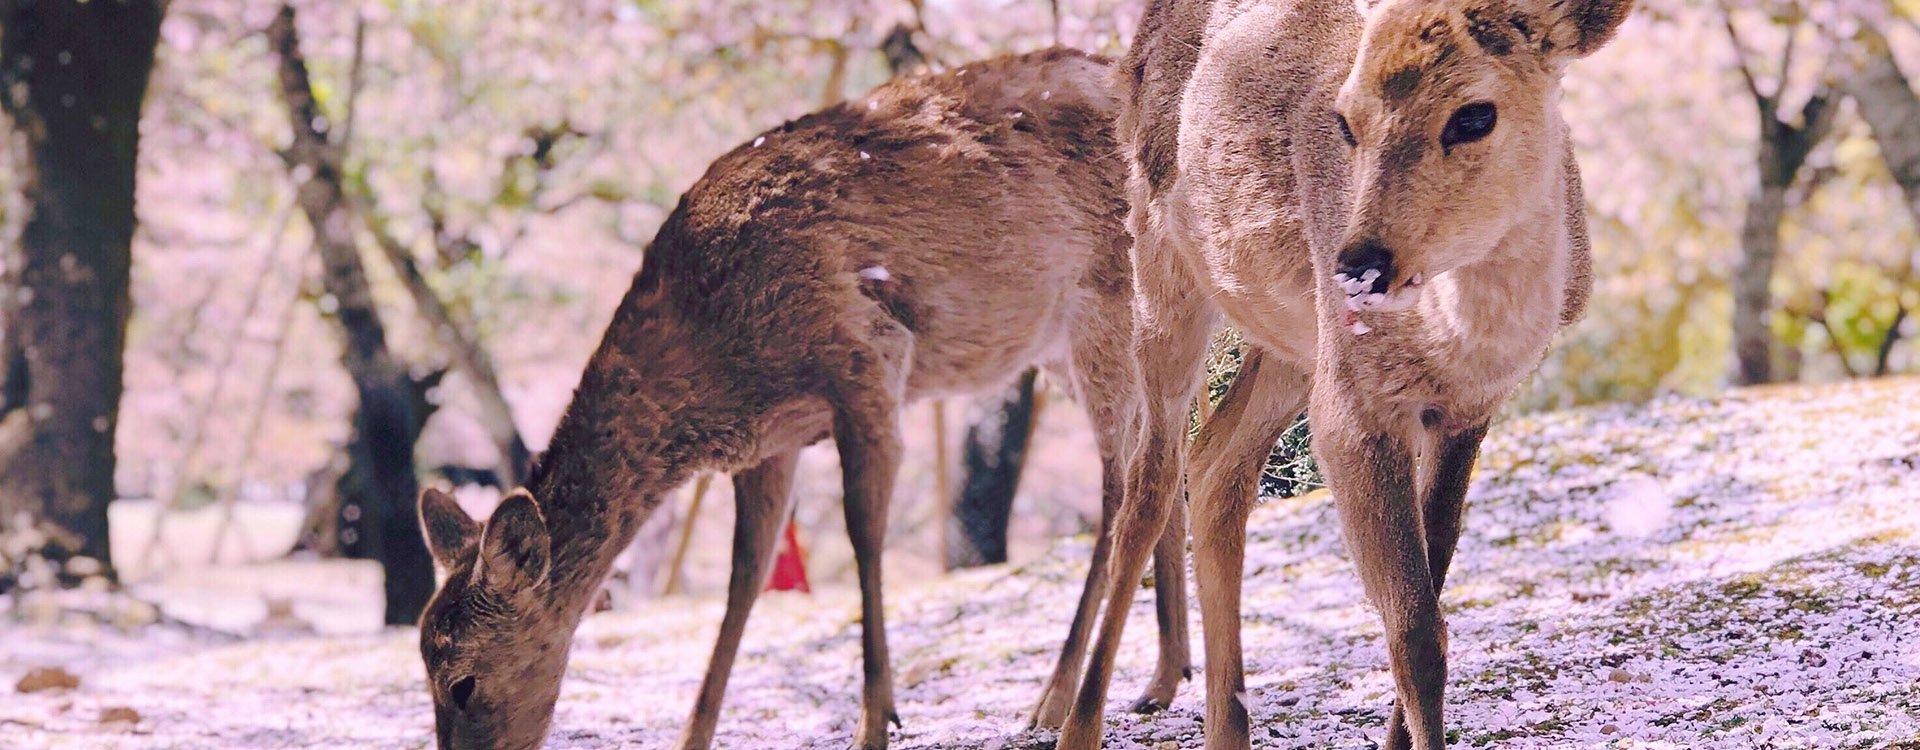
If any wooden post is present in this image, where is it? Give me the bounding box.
[661,474,715,595]
[931,400,951,563]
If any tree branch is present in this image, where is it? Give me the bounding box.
[821,37,849,107]
[345,177,532,484]
[1841,27,1920,228]
[1049,0,1063,46]
[340,12,366,155]
[1780,78,1842,177]
[1718,2,1774,116]
[1874,303,1907,377]
[1775,18,1798,97]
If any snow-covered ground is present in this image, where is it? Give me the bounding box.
[5,379,1919,749]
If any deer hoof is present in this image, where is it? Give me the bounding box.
[1129,694,1168,714]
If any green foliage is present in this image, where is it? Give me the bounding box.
[1192,329,1323,500]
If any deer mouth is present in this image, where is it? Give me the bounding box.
[1334,270,1425,335]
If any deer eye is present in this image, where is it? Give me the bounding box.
[1441,102,1497,148]
[450,675,477,711]
[1336,113,1357,147]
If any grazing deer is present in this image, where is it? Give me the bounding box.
[412,49,1196,750]
[1055,0,1623,748]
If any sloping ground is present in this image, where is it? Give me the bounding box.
[4,379,1919,749]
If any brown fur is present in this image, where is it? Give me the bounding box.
[1057,0,1626,748]
[411,49,1196,750]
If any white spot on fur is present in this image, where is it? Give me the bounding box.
[1040,90,1052,100]
[860,266,891,282]
[859,151,871,160]
[867,99,878,111]
[1349,319,1372,335]
[752,136,765,148]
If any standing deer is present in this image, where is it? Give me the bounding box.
[412,49,1196,750]
[1056,0,1624,748]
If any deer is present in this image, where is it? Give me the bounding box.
[411,48,1198,750]
[1053,0,1625,748]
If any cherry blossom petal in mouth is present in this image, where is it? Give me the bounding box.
[1343,309,1372,335]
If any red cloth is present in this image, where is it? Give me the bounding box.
[766,519,810,593]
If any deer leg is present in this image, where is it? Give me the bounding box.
[1030,460,1119,729]
[1383,421,1486,750]
[1313,406,1447,750]
[1034,306,1145,729]
[1132,490,1192,714]
[675,453,801,750]
[1057,266,1213,750]
[1184,347,1310,749]
[1031,443,1194,727]
[829,321,912,750]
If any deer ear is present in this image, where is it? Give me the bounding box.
[419,488,480,567]
[476,489,551,591]
[1540,0,1633,59]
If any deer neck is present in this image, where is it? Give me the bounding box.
[525,288,712,620]
[524,449,681,622]
[1415,154,1571,388]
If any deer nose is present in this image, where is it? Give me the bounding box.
[1334,240,1396,295]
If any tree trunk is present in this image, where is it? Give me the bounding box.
[945,368,1039,569]
[1728,92,1836,386]
[880,24,928,77]
[0,0,163,573]
[1720,14,1838,387]
[1845,30,1920,226]
[268,4,434,624]
[1733,180,1789,385]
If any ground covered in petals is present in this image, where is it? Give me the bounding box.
[5,379,1919,749]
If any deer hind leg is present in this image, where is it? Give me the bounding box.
[675,452,801,750]
[1057,250,1215,750]
[1383,420,1487,750]
[1032,300,1191,728]
[828,314,913,750]
[1133,482,1192,715]
[1029,439,1121,730]
[1311,402,1448,750]
[1185,346,1310,750]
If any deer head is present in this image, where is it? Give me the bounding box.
[1330,0,1630,311]
[417,488,569,750]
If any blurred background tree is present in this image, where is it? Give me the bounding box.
[0,0,163,584]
